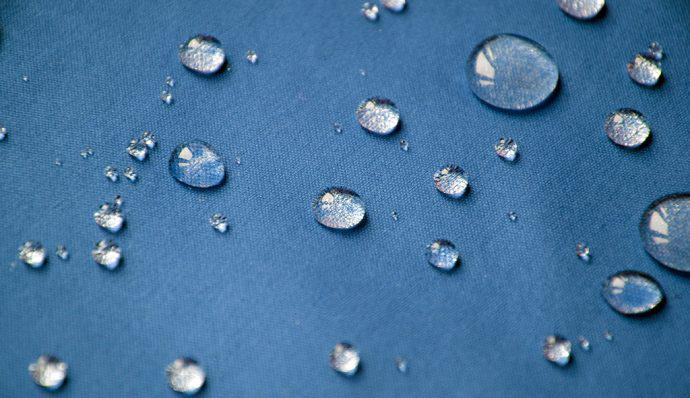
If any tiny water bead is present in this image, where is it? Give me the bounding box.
[645,42,663,61]
[160,90,174,105]
[604,109,651,148]
[381,0,406,12]
[246,50,258,64]
[312,188,366,230]
[603,330,614,341]
[165,75,175,87]
[466,34,559,111]
[124,167,138,182]
[19,241,46,268]
[80,147,94,158]
[333,123,343,134]
[495,137,517,161]
[433,165,468,198]
[56,245,69,261]
[21,75,29,82]
[179,35,226,74]
[92,240,121,270]
[640,194,690,272]
[391,210,399,221]
[426,240,460,271]
[169,140,226,188]
[576,242,590,262]
[399,139,409,151]
[395,357,408,373]
[209,213,229,233]
[329,343,360,376]
[355,97,400,135]
[104,166,118,182]
[28,355,67,390]
[556,0,605,20]
[507,211,518,222]
[627,54,662,86]
[602,271,664,315]
[166,358,206,395]
[543,335,571,367]
[361,2,379,21]
[93,199,124,233]
[127,138,148,161]
[0,125,7,140]
[578,336,591,351]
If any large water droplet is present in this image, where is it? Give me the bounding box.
[426,239,460,271]
[28,355,67,390]
[355,97,400,135]
[166,358,206,395]
[312,188,366,230]
[602,271,664,315]
[466,34,559,111]
[433,165,469,198]
[329,343,360,376]
[542,335,571,367]
[640,194,690,272]
[19,241,46,268]
[604,109,650,148]
[179,35,226,74]
[556,0,605,20]
[627,54,662,86]
[92,240,122,270]
[381,0,406,12]
[169,140,226,188]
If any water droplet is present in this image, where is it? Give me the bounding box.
[507,211,518,222]
[0,125,7,141]
[28,355,67,390]
[19,241,46,268]
[333,123,343,134]
[312,188,366,230]
[359,68,367,76]
[141,131,156,149]
[93,199,124,233]
[53,159,63,167]
[391,210,399,221]
[603,330,613,341]
[495,137,518,161]
[246,50,258,64]
[381,0,406,12]
[356,97,400,135]
[127,138,148,161]
[165,75,175,87]
[92,240,121,270]
[361,2,379,21]
[21,75,29,82]
[627,54,661,86]
[399,139,409,151]
[604,108,651,148]
[209,213,229,233]
[466,34,559,110]
[426,240,460,271]
[114,195,124,208]
[602,271,664,315]
[166,358,206,395]
[578,336,591,351]
[640,194,690,272]
[80,147,94,158]
[576,242,590,262]
[124,167,138,182]
[179,35,226,74]
[395,357,408,373]
[160,90,174,105]
[169,140,226,188]
[56,245,69,261]
[645,42,663,61]
[234,156,241,165]
[433,165,469,198]
[104,166,118,182]
[543,335,571,367]
[329,343,360,376]
[556,0,605,19]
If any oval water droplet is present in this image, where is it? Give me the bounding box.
[542,335,571,367]
[602,271,664,315]
[640,194,690,272]
[312,188,366,230]
[466,34,559,111]
[627,54,661,86]
[28,355,68,390]
[355,97,400,135]
[557,0,605,20]
[604,109,650,148]
[166,358,206,395]
[179,35,226,74]
[329,342,360,376]
[426,240,460,271]
[169,140,226,188]
[433,165,468,198]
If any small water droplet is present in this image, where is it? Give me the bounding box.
[94,199,124,233]
[361,2,379,21]
[359,68,367,76]
[603,330,613,341]
[92,240,121,270]
[381,0,406,12]
[209,213,229,233]
[466,34,559,110]
[53,159,63,167]
[166,358,206,395]
[56,245,69,261]
[104,166,118,182]
[602,271,664,315]
[391,210,399,221]
[179,35,226,74]
[165,75,175,87]
[141,131,156,149]
[124,167,138,182]
[19,241,46,268]
[169,140,226,188]
[557,0,605,19]
[234,156,241,165]
[80,147,94,158]
[395,357,408,373]
[0,125,6,141]
[160,90,174,105]
[640,194,690,272]
[426,240,460,271]
[576,242,590,262]
[333,122,343,134]
[246,50,258,64]
[114,195,123,208]
[28,355,67,390]
[645,42,663,61]
[543,335,571,366]
[578,336,591,351]
[330,343,360,376]
[312,188,366,230]
[627,54,661,86]
[21,75,29,82]
[495,137,518,161]
[356,97,400,135]
[127,138,148,161]
[433,165,469,198]
[507,211,518,222]
[604,108,651,148]
[399,139,409,151]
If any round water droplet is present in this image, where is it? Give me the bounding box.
[19,241,46,268]
[602,271,664,315]
[381,0,406,12]
[179,35,226,74]
[604,109,650,148]
[312,188,366,230]
[433,165,468,198]
[542,335,571,367]
[329,343,360,376]
[28,355,68,390]
[557,0,605,20]
[426,239,460,271]
[166,358,206,395]
[169,140,226,188]
[355,97,400,135]
[627,54,661,86]
[92,240,122,270]
[640,194,690,272]
[466,34,559,111]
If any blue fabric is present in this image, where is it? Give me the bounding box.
[1,0,689,396]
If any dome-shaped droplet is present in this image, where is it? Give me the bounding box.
[433,165,468,198]
[604,109,651,148]
[28,355,68,390]
[556,0,605,20]
[542,335,571,367]
[355,97,400,135]
[381,0,406,12]
[329,342,360,376]
[627,54,662,86]
[19,241,46,268]
[169,140,226,188]
[640,194,690,272]
[466,34,559,111]
[426,239,460,271]
[92,240,122,270]
[602,271,664,315]
[166,358,206,395]
[179,35,226,74]
[312,188,366,229]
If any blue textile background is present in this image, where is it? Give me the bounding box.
[1,0,689,396]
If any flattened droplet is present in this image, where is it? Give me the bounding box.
[312,188,366,230]
[466,34,559,110]
[604,109,651,148]
[426,239,460,271]
[640,194,690,272]
[627,54,661,86]
[179,35,226,74]
[355,97,400,135]
[330,343,360,376]
[557,0,605,20]
[433,165,468,198]
[543,335,571,366]
[28,355,67,390]
[602,271,664,315]
[169,140,226,188]
[166,358,206,395]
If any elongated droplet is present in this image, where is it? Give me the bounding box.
[557,0,605,20]
[602,271,664,315]
[627,54,661,86]
[179,35,226,74]
[28,355,67,390]
[19,241,46,268]
[169,140,226,188]
[543,335,571,366]
[166,358,206,395]
[355,97,400,135]
[604,109,650,148]
[466,34,559,110]
[433,165,468,198]
[312,188,366,230]
[381,0,406,12]
[640,194,690,272]
[92,240,121,270]
[330,343,360,376]
[426,239,460,271]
